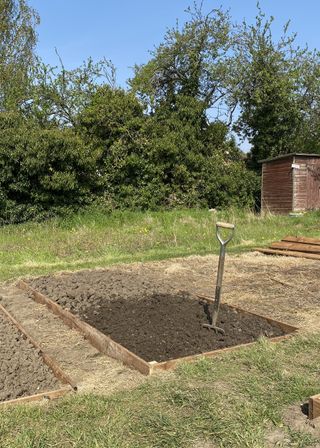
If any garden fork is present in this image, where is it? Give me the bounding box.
[203,221,235,334]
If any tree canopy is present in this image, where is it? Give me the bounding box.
[129,5,232,115]
[0,0,39,110]
[230,6,320,167]
[0,2,319,223]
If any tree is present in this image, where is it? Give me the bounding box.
[125,4,258,209]
[142,96,257,209]
[129,4,232,116]
[293,54,320,154]
[0,0,39,110]
[26,56,116,127]
[0,111,99,224]
[79,84,143,148]
[231,6,320,168]
[78,84,152,207]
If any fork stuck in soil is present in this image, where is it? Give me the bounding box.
[203,221,235,334]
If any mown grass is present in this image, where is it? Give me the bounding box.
[1,335,320,448]
[0,207,319,282]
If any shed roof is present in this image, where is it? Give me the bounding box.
[259,153,320,164]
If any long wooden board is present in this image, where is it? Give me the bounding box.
[0,303,75,406]
[151,295,297,372]
[0,388,70,407]
[17,280,151,375]
[270,241,320,254]
[283,236,320,246]
[309,394,320,420]
[255,248,320,260]
[0,303,76,390]
[151,333,295,373]
[196,294,298,334]
[17,281,298,375]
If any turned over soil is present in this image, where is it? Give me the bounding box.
[0,312,60,402]
[83,293,286,362]
[27,271,286,362]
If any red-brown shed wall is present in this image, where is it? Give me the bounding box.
[293,156,320,211]
[261,157,293,214]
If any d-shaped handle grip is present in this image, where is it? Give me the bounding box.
[216,221,235,245]
[216,221,235,230]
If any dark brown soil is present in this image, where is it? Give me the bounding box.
[29,269,176,315]
[83,293,286,362]
[0,312,60,402]
[28,272,286,363]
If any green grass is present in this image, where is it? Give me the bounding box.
[0,207,319,282]
[1,208,320,447]
[1,335,320,447]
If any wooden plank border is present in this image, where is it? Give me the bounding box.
[17,280,151,375]
[17,281,298,376]
[0,303,76,390]
[0,303,75,406]
[0,388,70,407]
[271,241,320,254]
[150,294,298,373]
[309,394,320,420]
[150,334,293,373]
[254,247,320,260]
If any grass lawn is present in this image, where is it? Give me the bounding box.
[1,336,320,447]
[0,207,319,282]
[1,208,320,447]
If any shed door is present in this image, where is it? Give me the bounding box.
[307,164,320,209]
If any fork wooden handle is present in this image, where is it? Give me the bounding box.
[216,222,235,229]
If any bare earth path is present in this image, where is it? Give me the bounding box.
[0,252,319,395]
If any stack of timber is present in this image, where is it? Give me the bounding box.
[255,235,320,260]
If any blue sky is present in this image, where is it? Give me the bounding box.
[28,1,320,152]
[29,0,320,88]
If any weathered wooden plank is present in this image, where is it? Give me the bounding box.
[270,241,320,254]
[0,303,77,390]
[309,394,320,420]
[196,295,298,333]
[151,333,294,373]
[0,388,70,407]
[17,280,151,375]
[263,198,292,201]
[282,236,320,246]
[255,248,320,260]
[263,166,292,172]
[150,295,298,373]
[263,189,292,193]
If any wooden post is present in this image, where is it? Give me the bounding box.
[309,394,320,420]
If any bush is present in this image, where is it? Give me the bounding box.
[199,154,260,209]
[0,93,260,225]
[0,113,99,224]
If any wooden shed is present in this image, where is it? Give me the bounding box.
[260,153,320,214]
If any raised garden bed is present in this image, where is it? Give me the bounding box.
[64,293,286,362]
[0,303,75,405]
[18,271,298,375]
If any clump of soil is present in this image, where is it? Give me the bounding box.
[29,269,175,316]
[27,271,287,362]
[0,312,60,402]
